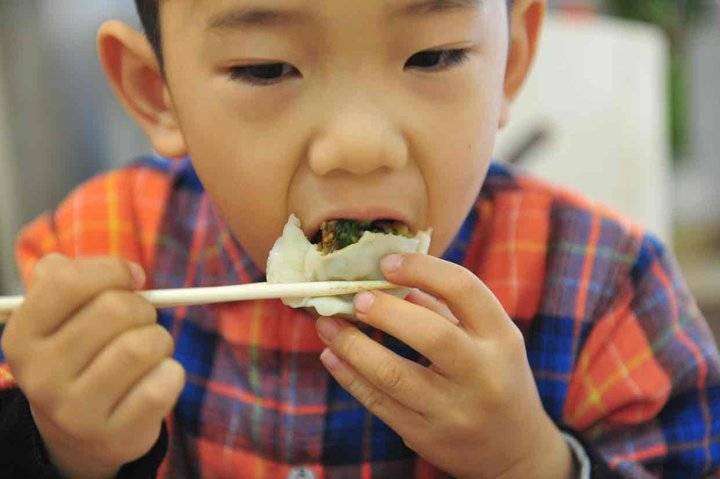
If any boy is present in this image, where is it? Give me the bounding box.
[1,0,718,477]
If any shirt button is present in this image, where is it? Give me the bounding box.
[287,467,316,479]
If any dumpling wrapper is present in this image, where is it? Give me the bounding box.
[266,215,432,316]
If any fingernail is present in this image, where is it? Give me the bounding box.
[128,262,146,289]
[381,254,403,273]
[354,292,375,314]
[317,316,341,342]
[320,348,342,371]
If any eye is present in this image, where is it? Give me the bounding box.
[405,49,470,71]
[229,62,300,86]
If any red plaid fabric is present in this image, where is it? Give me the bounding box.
[3,156,719,478]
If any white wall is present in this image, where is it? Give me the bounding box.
[0,43,21,294]
[0,1,150,294]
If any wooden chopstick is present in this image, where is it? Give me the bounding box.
[0,280,397,323]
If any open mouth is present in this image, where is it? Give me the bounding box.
[312,219,413,254]
[266,214,433,316]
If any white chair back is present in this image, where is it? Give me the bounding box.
[495,14,673,243]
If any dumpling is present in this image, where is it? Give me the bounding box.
[266,215,432,316]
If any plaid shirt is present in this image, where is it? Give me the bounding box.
[2,156,719,478]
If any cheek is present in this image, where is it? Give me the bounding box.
[418,79,502,255]
[424,142,491,257]
[173,102,302,268]
[166,65,312,267]
[192,154,289,267]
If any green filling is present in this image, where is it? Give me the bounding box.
[318,219,412,254]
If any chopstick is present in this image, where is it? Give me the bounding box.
[0,280,397,323]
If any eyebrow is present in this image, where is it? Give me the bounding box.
[206,7,312,31]
[397,0,482,16]
[206,0,482,31]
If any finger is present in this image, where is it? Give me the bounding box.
[405,289,459,325]
[352,291,471,376]
[50,290,158,378]
[320,348,427,439]
[381,253,509,337]
[19,254,145,337]
[72,324,175,418]
[317,316,443,412]
[108,358,185,439]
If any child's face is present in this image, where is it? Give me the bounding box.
[159,0,511,269]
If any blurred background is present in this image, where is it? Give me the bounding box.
[0,1,718,333]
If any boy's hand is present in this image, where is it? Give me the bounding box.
[1,254,186,479]
[316,253,574,479]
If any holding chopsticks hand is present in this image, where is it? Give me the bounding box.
[1,254,185,479]
[316,253,574,479]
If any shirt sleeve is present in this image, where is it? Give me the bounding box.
[0,388,168,479]
[563,233,720,477]
[0,388,64,478]
[560,425,623,479]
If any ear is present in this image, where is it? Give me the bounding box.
[97,21,187,158]
[499,0,546,128]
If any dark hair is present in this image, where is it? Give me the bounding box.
[135,0,162,64]
[134,0,513,65]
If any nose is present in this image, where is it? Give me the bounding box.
[308,106,408,176]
